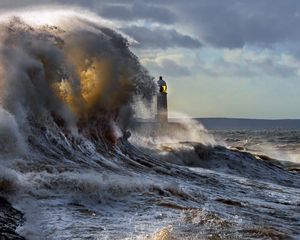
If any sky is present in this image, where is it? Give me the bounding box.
[1,0,300,119]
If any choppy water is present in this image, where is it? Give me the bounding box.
[6,127,298,240]
[213,129,300,167]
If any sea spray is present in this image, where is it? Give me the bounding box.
[0,7,156,144]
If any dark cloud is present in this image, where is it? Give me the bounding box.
[148,0,300,48]
[2,0,300,50]
[121,26,202,49]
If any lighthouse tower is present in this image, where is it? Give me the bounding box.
[156,76,168,124]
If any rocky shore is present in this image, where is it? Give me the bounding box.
[0,197,25,240]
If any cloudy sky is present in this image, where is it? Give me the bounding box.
[1,0,300,119]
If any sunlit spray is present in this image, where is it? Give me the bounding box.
[0,7,156,144]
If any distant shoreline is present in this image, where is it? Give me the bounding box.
[194,118,300,130]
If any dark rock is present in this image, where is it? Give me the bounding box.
[216,198,245,207]
[0,197,25,240]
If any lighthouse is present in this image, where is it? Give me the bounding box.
[156,76,168,124]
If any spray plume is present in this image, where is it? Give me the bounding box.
[0,7,156,143]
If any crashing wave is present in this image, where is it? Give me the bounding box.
[0,8,155,148]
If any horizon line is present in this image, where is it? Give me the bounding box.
[136,117,300,121]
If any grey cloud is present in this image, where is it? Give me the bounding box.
[0,1,177,25]
[199,54,300,80]
[98,5,132,21]
[145,59,191,77]
[2,0,300,50]
[259,59,299,79]
[150,0,300,48]
[99,2,177,24]
[132,2,177,24]
[0,0,100,10]
[121,26,202,49]
[0,0,51,9]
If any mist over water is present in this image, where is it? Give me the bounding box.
[0,7,299,240]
